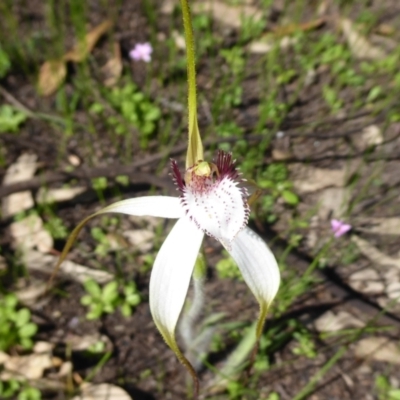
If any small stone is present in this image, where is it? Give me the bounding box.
[349,268,384,294]
[386,282,400,300]
[314,310,365,332]
[68,154,81,166]
[354,337,400,365]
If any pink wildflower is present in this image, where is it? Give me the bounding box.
[331,219,352,238]
[129,42,153,62]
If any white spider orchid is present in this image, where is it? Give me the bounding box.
[54,149,280,376]
[53,0,280,392]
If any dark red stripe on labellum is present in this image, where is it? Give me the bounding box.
[215,150,240,180]
[171,159,185,192]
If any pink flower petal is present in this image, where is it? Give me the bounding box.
[129,42,153,63]
[330,219,352,238]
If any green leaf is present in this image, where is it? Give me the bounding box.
[142,122,155,135]
[18,387,41,400]
[121,101,135,116]
[366,85,382,103]
[281,190,299,205]
[115,124,126,135]
[103,304,115,313]
[144,106,161,121]
[389,390,400,400]
[120,303,132,317]
[91,227,106,242]
[123,283,137,295]
[20,337,33,349]
[15,309,30,327]
[1,379,20,397]
[102,281,118,303]
[126,293,141,306]
[86,304,103,320]
[132,93,144,102]
[18,323,37,338]
[0,45,11,78]
[91,177,108,191]
[258,179,274,189]
[83,279,101,297]
[116,175,129,186]
[0,105,27,133]
[4,294,18,309]
[88,102,104,114]
[80,295,93,306]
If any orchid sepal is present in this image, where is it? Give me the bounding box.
[49,196,183,287]
[149,216,204,395]
[223,227,280,340]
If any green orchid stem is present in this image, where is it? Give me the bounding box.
[180,0,204,168]
[161,331,200,398]
[245,303,269,379]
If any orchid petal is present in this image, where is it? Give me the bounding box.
[224,227,280,338]
[50,196,183,286]
[149,216,204,384]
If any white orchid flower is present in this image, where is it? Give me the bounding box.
[53,151,280,384]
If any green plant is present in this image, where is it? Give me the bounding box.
[367,85,383,103]
[0,105,27,133]
[375,374,400,400]
[17,386,41,400]
[0,379,20,399]
[266,393,280,400]
[91,226,112,257]
[80,279,141,320]
[44,216,68,239]
[257,163,299,222]
[216,121,244,138]
[90,217,120,256]
[322,85,343,113]
[192,13,217,56]
[139,253,156,274]
[90,82,161,148]
[87,340,106,354]
[0,44,11,78]
[239,15,265,43]
[0,294,38,351]
[292,329,317,359]
[216,250,242,280]
[253,332,273,371]
[0,380,41,400]
[257,98,288,129]
[221,47,245,76]
[0,379,40,400]
[226,380,247,399]
[120,282,142,317]
[91,176,108,191]
[91,177,108,203]
[223,85,243,108]
[81,279,119,319]
[115,175,129,186]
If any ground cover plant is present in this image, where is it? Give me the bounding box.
[1,0,400,399]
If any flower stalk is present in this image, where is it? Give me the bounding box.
[180,0,203,168]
